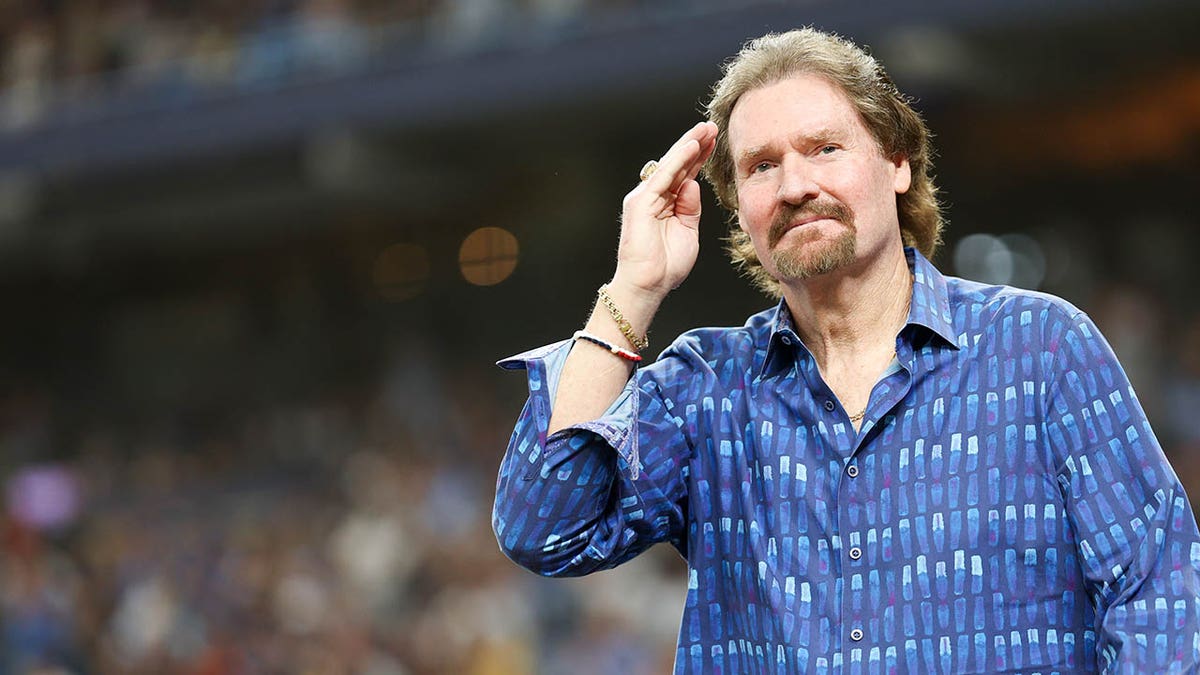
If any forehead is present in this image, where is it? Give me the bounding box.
[727,73,871,153]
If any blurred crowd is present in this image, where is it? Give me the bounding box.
[0,337,684,674]
[0,0,679,128]
[2,0,389,126]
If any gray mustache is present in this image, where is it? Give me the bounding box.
[768,201,854,248]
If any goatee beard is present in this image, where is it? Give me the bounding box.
[767,200,857,280]
[772,232,856,280]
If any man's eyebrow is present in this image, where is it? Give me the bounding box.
[735,128,845,165]
[800,127,842,145]
[737,145,770,165]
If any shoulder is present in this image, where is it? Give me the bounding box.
[649,307,775,374]
[669,306,773,354]
[942,275,1116,374]
[944,274,1085,332]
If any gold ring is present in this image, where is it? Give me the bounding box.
[639,160,659,182]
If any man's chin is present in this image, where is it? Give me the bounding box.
[769,236,856,281]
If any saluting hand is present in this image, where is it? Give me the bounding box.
[611,122,719,303]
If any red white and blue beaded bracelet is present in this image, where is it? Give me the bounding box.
[572,330,643,363]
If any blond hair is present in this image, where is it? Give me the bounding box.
[702,28,943,297]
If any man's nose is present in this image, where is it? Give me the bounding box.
[777,156,819,205]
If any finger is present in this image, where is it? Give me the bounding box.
[680,132,717,186]
[623,123,714,221]
[666,138,703,184]
[627,139,697,207]
[657,123,719,198]
[643,122,713,194]
[662,121,714,165]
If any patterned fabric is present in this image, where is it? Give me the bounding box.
[493,248,1200,674]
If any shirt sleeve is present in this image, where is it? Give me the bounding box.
[1044,309,1200,671]
[491,338,693,577]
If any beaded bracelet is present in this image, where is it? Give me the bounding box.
[572,330,643,363]
[596,285,650,352]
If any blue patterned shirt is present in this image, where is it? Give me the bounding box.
[493,249,1200,674]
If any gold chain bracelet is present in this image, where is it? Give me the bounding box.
[597,285,649,352]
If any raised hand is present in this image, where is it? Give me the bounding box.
[611,121,719,302]
[546,122,718,434]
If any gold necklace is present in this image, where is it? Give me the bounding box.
[841,272,913,426]
[847,349,898,423]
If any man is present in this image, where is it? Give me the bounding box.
[493,27,1200,673]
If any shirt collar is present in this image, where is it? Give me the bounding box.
[757,301,801,381]
[756,247,959,381]
[905,246,959,350]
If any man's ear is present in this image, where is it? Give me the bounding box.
[893,156,912,195]
[735,208,748,233]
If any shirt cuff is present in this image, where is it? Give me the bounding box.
[498,339,642,479]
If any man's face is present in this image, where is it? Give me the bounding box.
[728,74,911,284]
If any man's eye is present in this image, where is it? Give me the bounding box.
[819,145,838,154]
[753,162,772,173]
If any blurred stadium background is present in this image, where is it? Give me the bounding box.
[0,0,1198,672]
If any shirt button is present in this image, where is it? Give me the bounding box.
[850,628,864,641]
[780,335,792,346]
[849,547,862,560]
[823,400,836,412]
[846,465,859,478]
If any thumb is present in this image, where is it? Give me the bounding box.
[675,179,702,225]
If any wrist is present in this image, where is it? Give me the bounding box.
[605,274,669,315]
[592,280,661,351]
